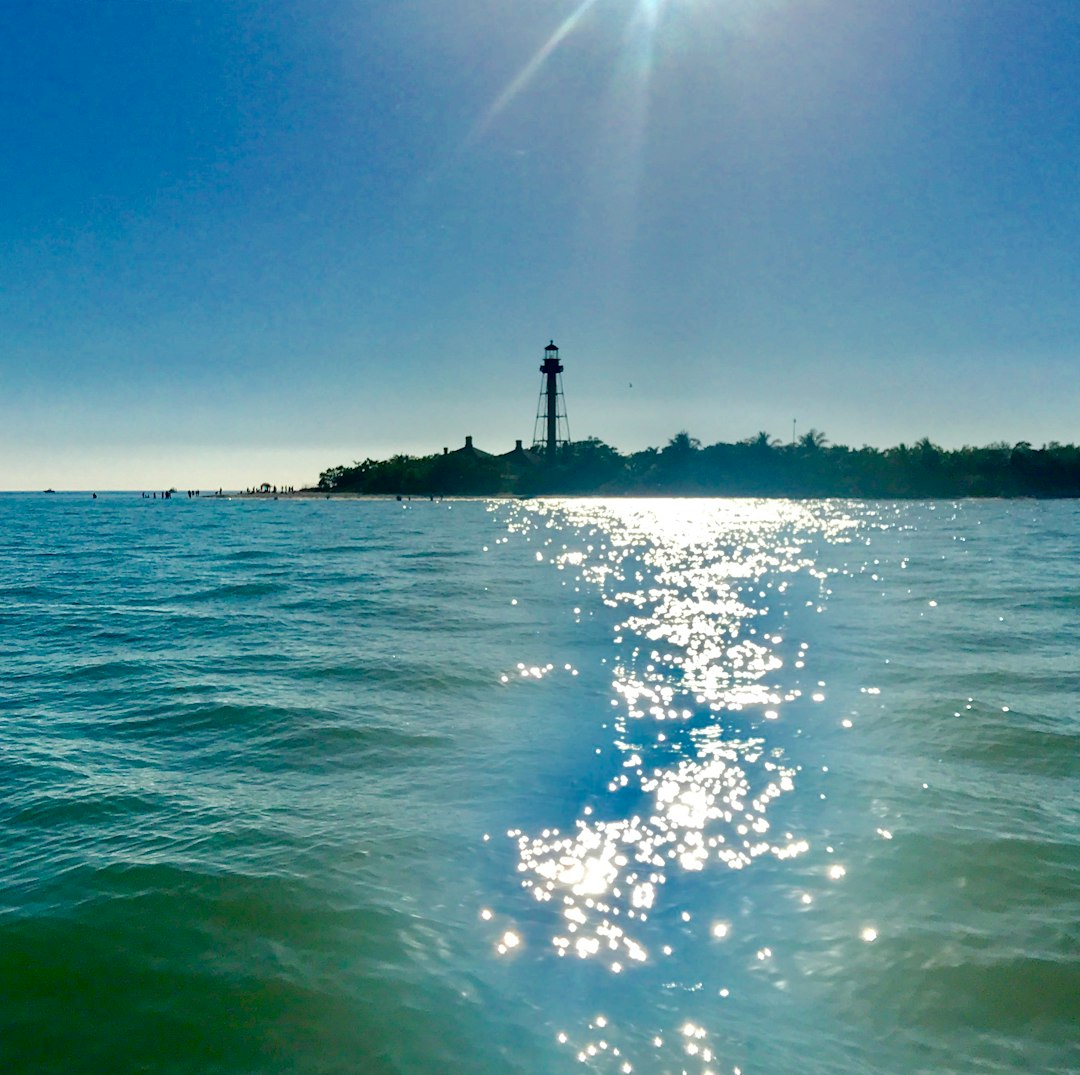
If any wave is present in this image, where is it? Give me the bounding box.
[170,581,289,602]
[0,861,544,1074]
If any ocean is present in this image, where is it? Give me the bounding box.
[1,493,1076,1074]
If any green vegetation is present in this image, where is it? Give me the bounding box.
[318,434,1080,498]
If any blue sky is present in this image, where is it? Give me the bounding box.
[2,0,1078,489]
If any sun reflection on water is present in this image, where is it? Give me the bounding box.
[488,498,858,1068]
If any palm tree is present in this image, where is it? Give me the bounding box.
[664,431,701,457]
[798,428,828,452]
[748,431,779,450]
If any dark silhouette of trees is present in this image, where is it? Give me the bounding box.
[798,428,828,452]
[516,437,627,494]
[317,433,1080,498]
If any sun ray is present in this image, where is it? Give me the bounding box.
[470,0,602,140]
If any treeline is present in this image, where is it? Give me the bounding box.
[317,432,1080,498]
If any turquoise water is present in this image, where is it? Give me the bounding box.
[1,494,1077,1074]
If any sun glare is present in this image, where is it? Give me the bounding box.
[467,0,771,142]
[472,0,603,138]
[470,0,710,137]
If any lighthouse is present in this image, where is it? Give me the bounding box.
[532,340,569,462]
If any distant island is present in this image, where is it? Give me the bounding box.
[316,432,1080,498]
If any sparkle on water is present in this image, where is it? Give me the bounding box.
[485,498,860,1070]
[5,494,1075,1075]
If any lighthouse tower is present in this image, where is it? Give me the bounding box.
[532,340,570,462]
